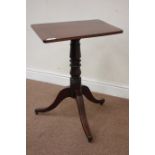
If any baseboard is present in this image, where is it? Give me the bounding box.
[26,68,129,99]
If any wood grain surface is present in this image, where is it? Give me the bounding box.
[31,19,123,43]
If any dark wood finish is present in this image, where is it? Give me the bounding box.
[82,85,105,105]
[35,39,105,142]
[70,40,81,91]
[31,19,123,43]
[32,20,123,142]
[35,87,72,114]
[75,93,93,142]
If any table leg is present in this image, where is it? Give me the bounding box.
[75,92,93,142]
[82,85,105,105]
[35,87,72,115]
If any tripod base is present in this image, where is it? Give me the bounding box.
[35,39,105,142]
[35,85,105,142]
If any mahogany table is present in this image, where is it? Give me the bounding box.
[31,19,123,142]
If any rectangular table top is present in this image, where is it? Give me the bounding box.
[31,19,123,43]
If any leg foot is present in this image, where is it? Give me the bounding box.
[35,87,72,114]
[35,110,39,115]
[82,85,105,105]
[88,136,93,142]
[75,93,93,142]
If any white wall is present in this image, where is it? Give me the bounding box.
[27,0,129,98]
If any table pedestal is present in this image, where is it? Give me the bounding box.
[35,39,105,142]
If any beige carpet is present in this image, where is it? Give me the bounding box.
[26,80,129,155]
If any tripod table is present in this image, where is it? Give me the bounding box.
[31,19,123,142]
